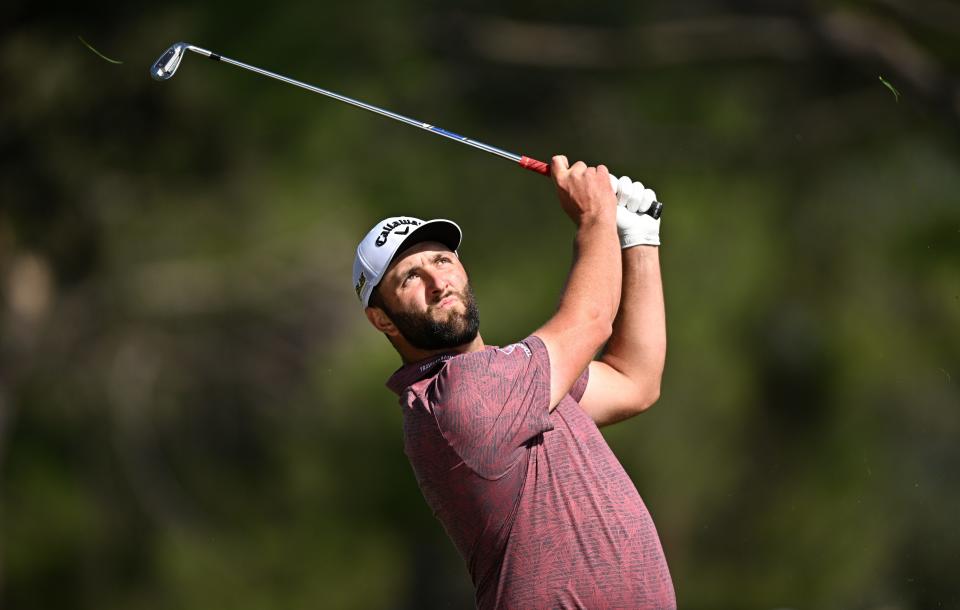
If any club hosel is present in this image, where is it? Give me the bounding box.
[187,45,214,58]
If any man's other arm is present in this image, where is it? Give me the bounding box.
[534,156,622,410]
[580,244,666,427]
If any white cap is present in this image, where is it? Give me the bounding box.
[353,216,462,307]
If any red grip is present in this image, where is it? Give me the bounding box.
[519,155,550,176]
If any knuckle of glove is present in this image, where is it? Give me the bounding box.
[616,176,632,205]
[614,179,641,213]
[641,188,657,211]
[626,184,656,214]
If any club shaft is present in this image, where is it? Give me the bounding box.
[175,44,662,219]
[186,46,521,163]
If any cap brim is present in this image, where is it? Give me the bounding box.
[386,219,462,269]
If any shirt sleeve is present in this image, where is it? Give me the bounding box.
[423,335,554,479]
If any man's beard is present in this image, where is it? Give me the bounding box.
[383,284,480,351]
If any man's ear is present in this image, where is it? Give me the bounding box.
[365,306,399,337]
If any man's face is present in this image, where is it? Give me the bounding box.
[370,241,480,351]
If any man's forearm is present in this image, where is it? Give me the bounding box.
[536,157,625,409]
[563,217,622,327]
[600,246,666,401]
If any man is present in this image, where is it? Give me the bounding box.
[352,156,675,609]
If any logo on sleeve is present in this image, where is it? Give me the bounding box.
[498,343,531,358]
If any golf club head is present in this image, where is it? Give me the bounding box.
[151,43,189,80]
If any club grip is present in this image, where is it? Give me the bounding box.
[519,155,663,219]
[519,155,550,175]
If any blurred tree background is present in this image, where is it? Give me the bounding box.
[2,0,958,608]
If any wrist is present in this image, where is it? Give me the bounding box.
[622,244,660,260]
[578,211,617,230]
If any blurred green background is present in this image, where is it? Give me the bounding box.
[2,0,959,608]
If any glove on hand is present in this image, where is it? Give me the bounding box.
[610,174,661,248]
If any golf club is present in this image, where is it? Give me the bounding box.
[151,42,663,219]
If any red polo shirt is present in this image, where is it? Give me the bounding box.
[386,335,675,609]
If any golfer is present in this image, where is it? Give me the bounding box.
[353,156,675,609]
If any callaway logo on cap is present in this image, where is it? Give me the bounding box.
[353,216,462,308]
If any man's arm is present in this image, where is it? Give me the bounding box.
[534,156,622,410]
[580,177,667,426]
[580,233,666,427]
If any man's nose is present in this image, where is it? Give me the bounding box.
[422,269,448,295]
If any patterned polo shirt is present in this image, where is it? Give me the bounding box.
[386,335,675,609]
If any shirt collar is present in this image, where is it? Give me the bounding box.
[385,352,459,395]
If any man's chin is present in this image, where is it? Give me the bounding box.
[430,303,466,322]
[435,318,471,338]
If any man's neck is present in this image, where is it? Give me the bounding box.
[398,333,486,365]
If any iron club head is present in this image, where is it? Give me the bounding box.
[150,42,189,80]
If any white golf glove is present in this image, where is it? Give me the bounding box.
[610,174,660,248]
